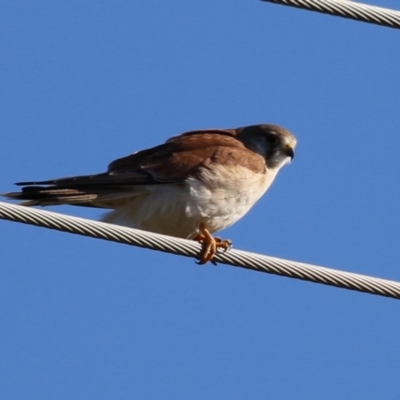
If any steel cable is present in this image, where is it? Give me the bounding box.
[261,0,400,29]
[1,201,399,300]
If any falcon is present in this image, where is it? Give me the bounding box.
[3,124,297,263]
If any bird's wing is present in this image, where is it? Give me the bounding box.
[108,129,266,180]
[3,129,266,208]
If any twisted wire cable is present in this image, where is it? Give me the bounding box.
[1,201,399,300]
[261,0,400,29]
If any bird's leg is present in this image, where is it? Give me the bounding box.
[194,223,232,264]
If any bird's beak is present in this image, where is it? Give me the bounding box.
[284,145,295,160]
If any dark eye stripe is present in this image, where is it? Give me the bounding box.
[265,134,278,144]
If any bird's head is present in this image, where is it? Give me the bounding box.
[236,124,297,170]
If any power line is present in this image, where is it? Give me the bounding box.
[261,0,400,29]
[1,201,399,300]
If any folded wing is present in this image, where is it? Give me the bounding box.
[3,128,265,208]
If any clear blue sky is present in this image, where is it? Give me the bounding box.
[1,1,400,399]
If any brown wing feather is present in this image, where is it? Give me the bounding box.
[108,129,266,180]
[3,128,265,207]
[106,129,237,172]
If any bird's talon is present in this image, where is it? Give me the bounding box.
[216,239,232,253]
[194,224,231,264]
[219,244,232,254]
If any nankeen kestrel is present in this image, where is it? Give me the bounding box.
[4,124,297,263]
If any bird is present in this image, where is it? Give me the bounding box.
[3,124,297,263]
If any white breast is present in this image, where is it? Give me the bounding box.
[102,164,279,239]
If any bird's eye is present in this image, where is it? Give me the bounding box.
[265,134,279,145]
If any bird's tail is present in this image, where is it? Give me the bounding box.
[3,186,102,207]
[2,174,144,208]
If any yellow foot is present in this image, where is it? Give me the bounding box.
[194,224,232,264]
